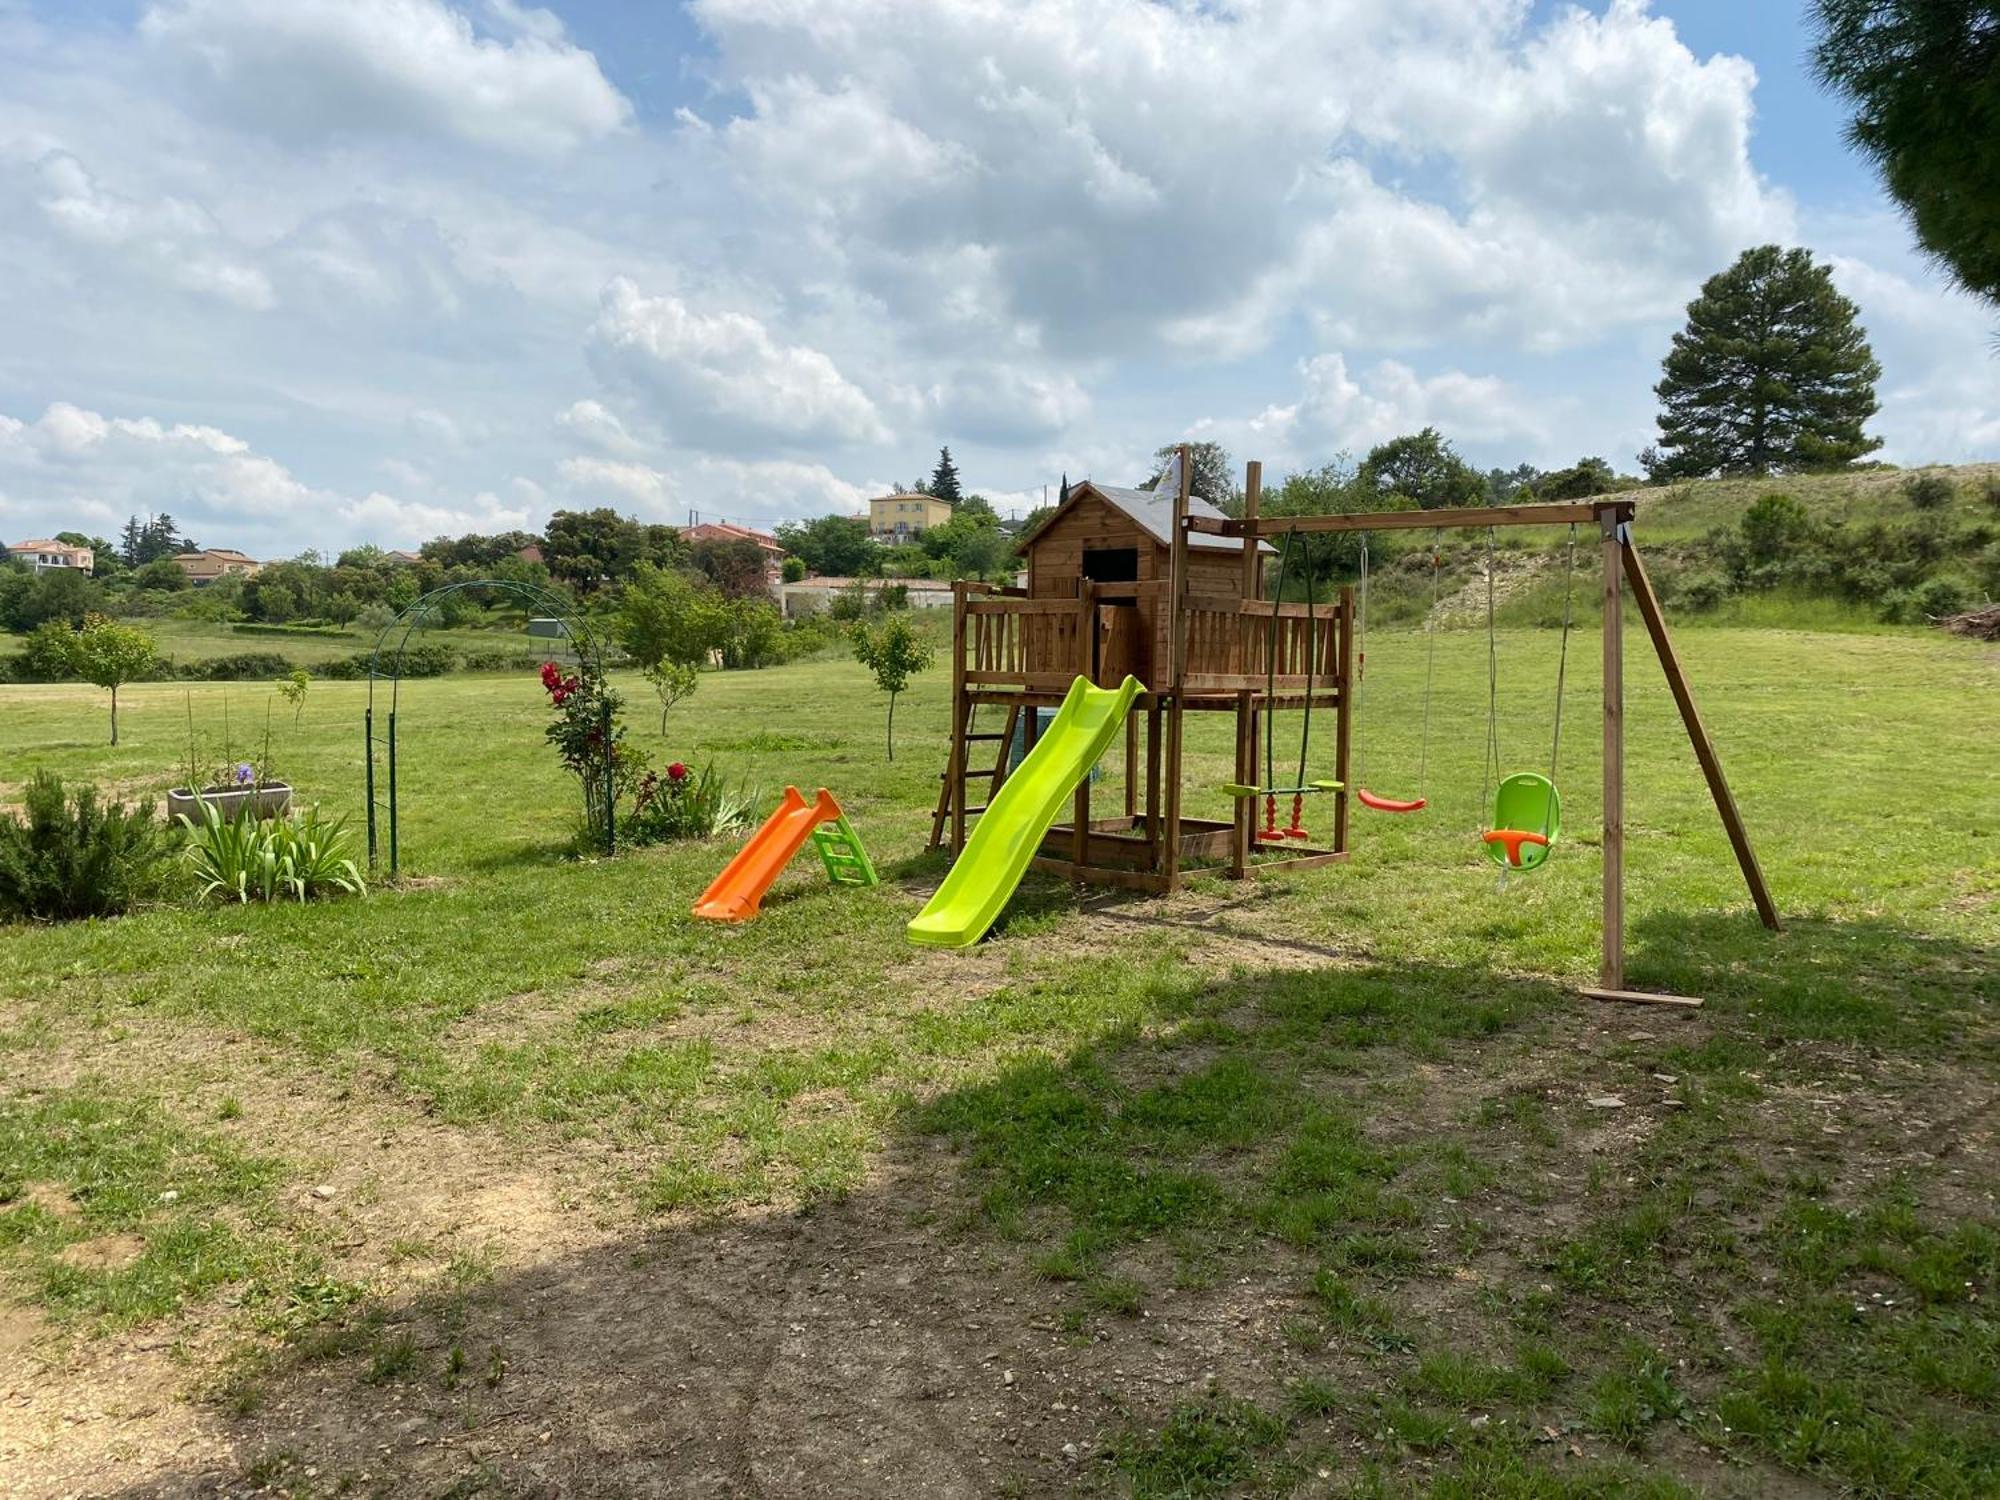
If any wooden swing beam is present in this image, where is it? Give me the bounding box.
[1181,486,1778,1009]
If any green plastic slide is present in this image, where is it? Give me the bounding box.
[908,673,1144,949]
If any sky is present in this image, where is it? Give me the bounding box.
[0,0,1993,558]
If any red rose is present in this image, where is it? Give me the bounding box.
[540,662,560,690]
[667,762,688,783]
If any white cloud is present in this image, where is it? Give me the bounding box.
[555,399,644,457]
[140,0,631,156]
[1246,353,1557,460]
[586,277,890,449]
[556,455,674,511]
[18,149,276,311]
[0,400,526,554]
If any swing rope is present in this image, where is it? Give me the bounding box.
[1417,529,1440,799]
[1544,522,1577,835]
[1353,532,1437,815]
[1480,525,1500,819]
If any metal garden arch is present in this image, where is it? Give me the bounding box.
[364,580,614,875]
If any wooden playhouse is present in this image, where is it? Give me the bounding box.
[930,464,1354,890]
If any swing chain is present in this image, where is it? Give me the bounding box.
[1546,523,1578,832]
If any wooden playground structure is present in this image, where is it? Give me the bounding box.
[931,448,1780,1003]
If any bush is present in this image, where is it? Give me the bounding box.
[172,652,298,682]
[179,801,366,903]
[0,771,173,921]
[1675,570,1735,614]
[1984,474,2000,513]
[19,621,78,681]
[624,762,757,845]
[1879,573,1973,624]
[1903,473,1955,511]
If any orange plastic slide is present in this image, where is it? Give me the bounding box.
[692,786,843,922]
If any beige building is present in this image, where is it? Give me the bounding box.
[8,539,94,573]
[173,548,261,585]
[779,575,954,618]
[867,493,953,541]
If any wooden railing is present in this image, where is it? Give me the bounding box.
[1179,594,1344,695]
[954,582,1343,695]
[963,597,1087,686]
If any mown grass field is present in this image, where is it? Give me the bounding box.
[0,620,1995,1498]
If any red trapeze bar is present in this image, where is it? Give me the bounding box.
[1357,789,1427,813]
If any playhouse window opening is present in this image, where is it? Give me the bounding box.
[1083,547,1140,584]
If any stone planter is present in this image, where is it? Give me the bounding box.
[167,783,293,825]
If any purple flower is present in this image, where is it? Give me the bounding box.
[235,763,255,785]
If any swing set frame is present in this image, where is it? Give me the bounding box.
[1191,489,1782,1004]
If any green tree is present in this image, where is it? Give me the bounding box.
[1813,2,2000,306]
[1357,428,1485,510]
[1535,457,1621,500]
[1264,457,1377,580]
[781,555,807,583]
[850,615,934,761]
[70,614,156,745]
[774,514,876,577]
[929,446,963,506]
[1647,245,1882,480]
[131,557,190,592]
[690,537,772,600]
[616,563,730,669]
[1485,463,1542,502]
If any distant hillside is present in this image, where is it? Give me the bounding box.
[1347,462,2000,633]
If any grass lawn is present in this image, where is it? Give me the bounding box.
[0,622,1995,1497]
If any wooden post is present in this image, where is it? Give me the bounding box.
[1124,710,1138,823]
[1145,696,1163,871]
[1601,517,1625,991]
[1163,446,1192,888]
[1234,460,1263,877]
[1623,543,1780,931]
[1334,585,1354,855]
[1230,692,1253,877]
[1240,460,1262,599]
[949,581,969,853]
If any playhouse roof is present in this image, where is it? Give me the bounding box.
[1018,481,1274,554]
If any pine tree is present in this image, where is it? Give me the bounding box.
[119,516,145,568]
[928,446,963,506]
[1647,246,1882,480]
[1812,2,2000,307]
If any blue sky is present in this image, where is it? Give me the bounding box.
[0,0,1991,555]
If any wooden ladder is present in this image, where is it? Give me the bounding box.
[928,700,1023,850]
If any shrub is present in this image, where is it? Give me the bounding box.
[1984,474,2000,513]
[1676,570,1735,613]
[179,801,366,903]
[1978,541,2000,599]
[0,771,173,921]
[1737,492,1813,575]
[172,652,298,682]
[624,762,757,845]
[19,621,78,681]
[537,659,632,844]
[1903,472,1955,511]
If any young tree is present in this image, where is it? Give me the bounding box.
[1357,428,1485,510]
[851,615,934,761]
[1647,245,1882,480]
[642,660,700,736]
[929,446,963,506]
[781,556,807,583]
[70,614,156,745]
[277,668,311,728]
[1813,2,2000,306]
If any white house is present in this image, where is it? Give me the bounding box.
[7,539,94,573]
